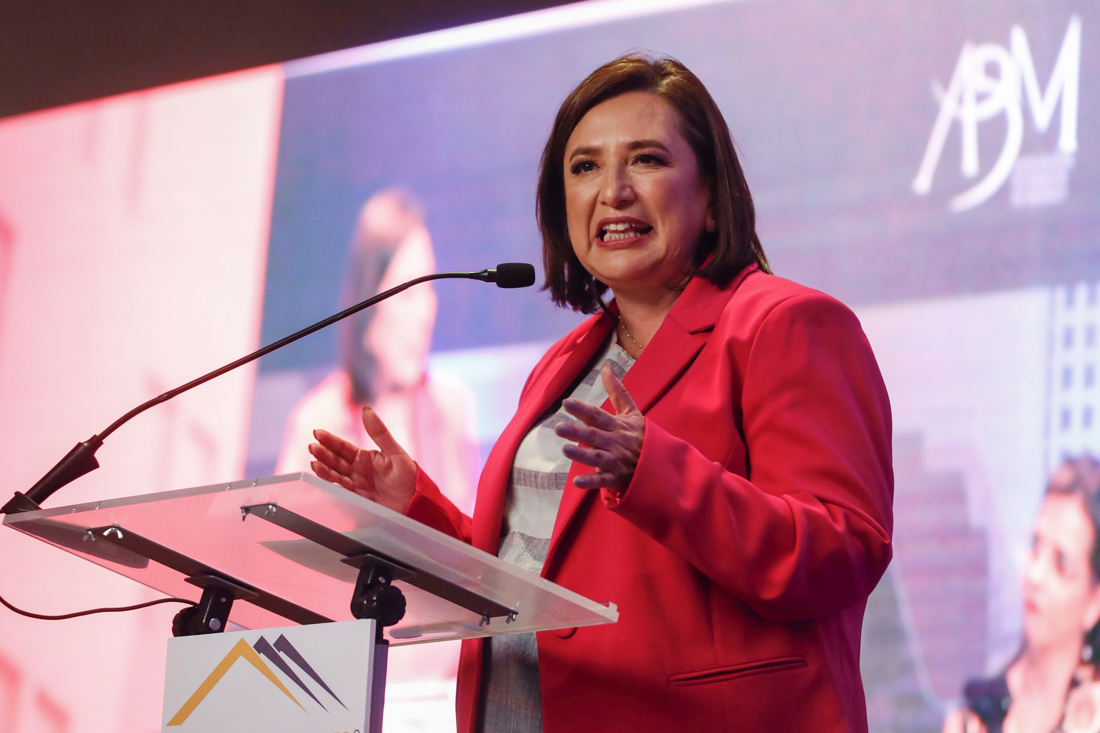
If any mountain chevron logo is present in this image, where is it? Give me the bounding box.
[167,633,346,726]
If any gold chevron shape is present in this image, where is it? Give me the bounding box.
[167,638,304,726]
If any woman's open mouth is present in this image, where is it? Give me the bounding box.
[599,221,652,242]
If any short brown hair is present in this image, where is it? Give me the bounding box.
[1046,454,1100,579]
[537,54,770,313]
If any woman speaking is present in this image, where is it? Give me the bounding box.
[307,55,894,733]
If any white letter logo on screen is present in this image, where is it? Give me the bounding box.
[912,16,1081,212]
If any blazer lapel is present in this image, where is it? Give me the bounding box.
[542,267,759,575]
[471,315,615,554]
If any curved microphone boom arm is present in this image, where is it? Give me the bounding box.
[1,263,536,515]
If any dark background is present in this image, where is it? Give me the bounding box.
[0,0,574,120]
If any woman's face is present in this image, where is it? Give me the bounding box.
[363,225,437,390]
[563,92,711,299]
[1023,494,1100,652]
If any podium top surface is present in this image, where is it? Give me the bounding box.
[3,474,617,644]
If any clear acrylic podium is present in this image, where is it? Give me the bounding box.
[3,473,618,731]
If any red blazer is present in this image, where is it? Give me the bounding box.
[406,265,893,733]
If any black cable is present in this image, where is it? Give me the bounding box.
[0,592,195,621]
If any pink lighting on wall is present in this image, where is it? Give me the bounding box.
[0,66,283,733]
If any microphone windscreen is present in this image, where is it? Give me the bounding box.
[495,263,536,289]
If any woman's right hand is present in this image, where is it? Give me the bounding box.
[308,406,417,514]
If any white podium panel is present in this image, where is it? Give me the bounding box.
[163,619,376,733]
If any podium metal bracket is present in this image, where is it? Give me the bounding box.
[172,575,258,636]
[87,523,332,629]
[241,502,517,622]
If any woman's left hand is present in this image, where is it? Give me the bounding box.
[555,363,645,494]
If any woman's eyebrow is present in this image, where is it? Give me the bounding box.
[567,139,672,161]
[627,139,671,152]
[567,145,600,161]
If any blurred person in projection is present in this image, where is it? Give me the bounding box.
[276,188,478,514]
[945,455,1100,733]
[275,189,478,692]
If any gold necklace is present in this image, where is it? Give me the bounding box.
[618,319,645,350]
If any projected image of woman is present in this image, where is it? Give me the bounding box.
[276,189,477,515]
[946,455,1100,733]
[308,56,894,732]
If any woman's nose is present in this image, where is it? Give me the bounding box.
[599,165,635,208]
[1024,551,1046,588]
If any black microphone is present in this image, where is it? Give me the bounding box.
[466,262,536,288]
[1,264,536,515]
[491,263,536,288]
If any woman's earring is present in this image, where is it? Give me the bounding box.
[705,213,717,233]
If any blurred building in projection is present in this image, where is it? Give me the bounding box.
[1049,282,1100,471]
